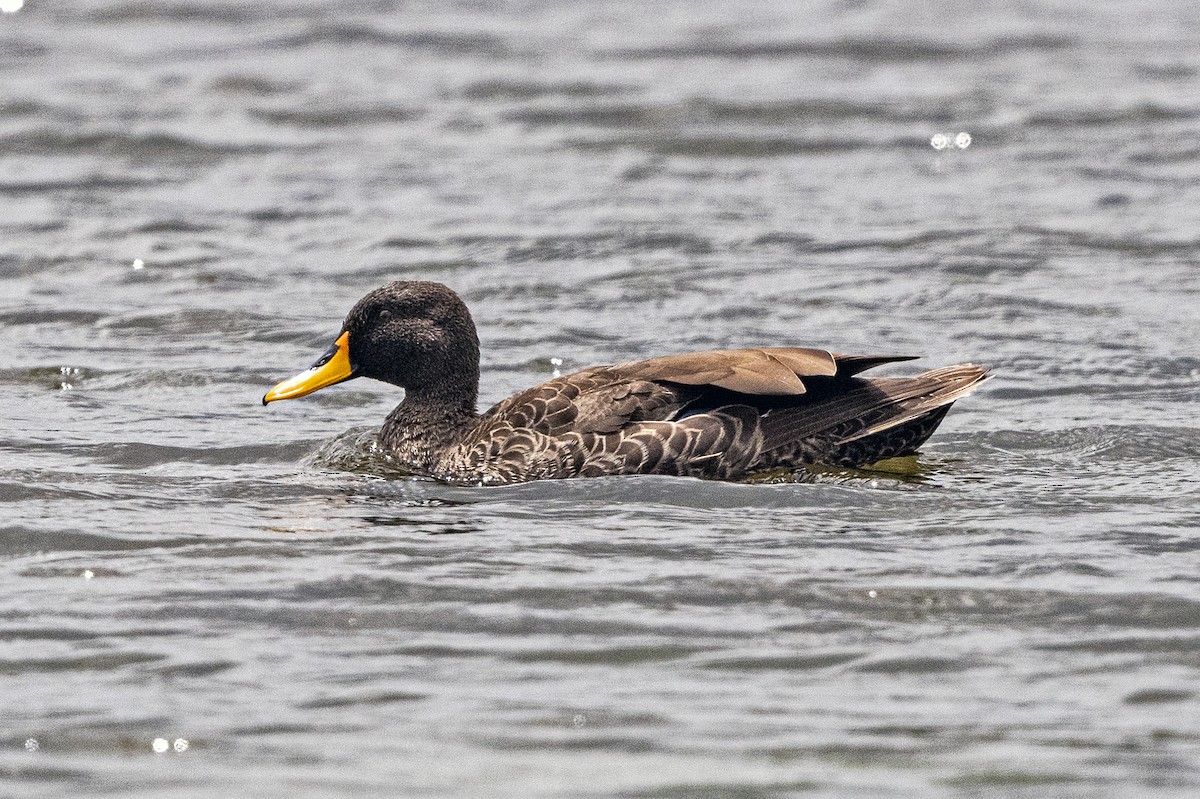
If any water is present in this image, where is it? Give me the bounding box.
[3,0,1199,796]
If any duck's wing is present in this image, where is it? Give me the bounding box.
[619,347,834,395]
[619,348,919,395]
[459,348,974,481]
[481,348,920,436]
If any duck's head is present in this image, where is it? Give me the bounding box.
[263,280,480,405]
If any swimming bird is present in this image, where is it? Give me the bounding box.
[263,281,988,484]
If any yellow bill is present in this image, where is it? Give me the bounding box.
[263,331,356,405]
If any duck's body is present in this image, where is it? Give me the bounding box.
[264,281,988,485]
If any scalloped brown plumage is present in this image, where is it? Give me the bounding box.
[263,281,989,484]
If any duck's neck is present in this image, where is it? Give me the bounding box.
[380,384,480,475]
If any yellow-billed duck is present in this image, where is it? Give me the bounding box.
[263,281,988,484]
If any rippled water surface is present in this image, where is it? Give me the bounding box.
[3,1,1199,796]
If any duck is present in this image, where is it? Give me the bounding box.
[263,280,988,484]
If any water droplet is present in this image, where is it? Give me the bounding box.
[0,1,25,14]
[82,569,94,580]
[152,738,169,754]
[132,258,145,270]
[930,133,950,151]
[24,738,38,752]
[868,590,878,598]
[173,738,189,753]
[955,131,972,149]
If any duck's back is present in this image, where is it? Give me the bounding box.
[430,348,987,484]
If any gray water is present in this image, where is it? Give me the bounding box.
[3,0,1199,796]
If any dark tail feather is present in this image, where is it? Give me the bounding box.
[827,404,951,466]
[833,364,990,445]
[759,363,989,465]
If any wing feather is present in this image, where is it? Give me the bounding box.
[617,348,839,395]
